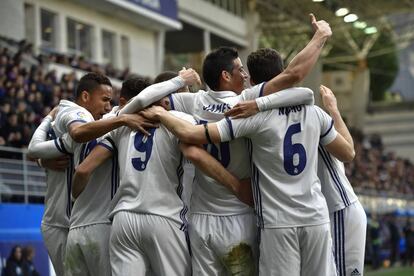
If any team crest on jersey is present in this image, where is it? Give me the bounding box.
[350,268,361,276]
[76,111,88,120]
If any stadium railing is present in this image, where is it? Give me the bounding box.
[0,146,46,204]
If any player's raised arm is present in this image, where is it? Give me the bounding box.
[180,143,253,206]
[140,106,222,145]
[320,85,354,149]
[262,14,331,96]
[316,105,355,162]
[118,68,201,115]
[72,144,113,199]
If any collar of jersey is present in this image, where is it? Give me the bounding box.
[207,89,238,98]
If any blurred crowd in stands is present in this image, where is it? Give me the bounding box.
[345,129,414,197]
[366,213,414,269]
[0,37,413,199]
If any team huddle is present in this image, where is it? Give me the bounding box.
[27,14,367,276]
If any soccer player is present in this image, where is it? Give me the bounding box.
[140,88,354,276]
[120,13,331,275]
[71,91,251,276]
[27,72,153,275]
[318,85,367,276]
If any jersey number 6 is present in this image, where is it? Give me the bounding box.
[283,123,307,175]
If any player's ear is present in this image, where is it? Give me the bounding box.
[221,70,231,82]
[80,90,90,103]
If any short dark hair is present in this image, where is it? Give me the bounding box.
[247,48,284,85]
[120,77,151,101]
[202,47,238,90]
[154,71,178,84]
[75,72,112,99]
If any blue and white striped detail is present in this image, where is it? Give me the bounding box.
[66,156,74,218]
[225,117,235,140]
[321,120,334,138]
[247,139,264,228]
[318,144,351,207]
[168,94,175,110]
[79,139,98,164]
[111,147,119,199]
[333,209,346,276]
[259,82,266,97]
[175,154,188,232]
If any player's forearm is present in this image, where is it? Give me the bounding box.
[28,115,52,150]
[264,33,327,95]
[28,116,64,158]
[72,145,113,198]
[158,112,207,144]
[256,88,314,112]
[72,170,90,199]
[329,109,354,150]
[182,145,241,195]
[119,76,185,115]
[70,116,126,143]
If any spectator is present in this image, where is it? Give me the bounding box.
[404,219,414,266]
[21,246,40,276]
[4,245,23,276]
[388,215,401,266]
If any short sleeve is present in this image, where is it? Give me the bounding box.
[60,108,94,132]
[314,106,337,145]
[99,129,118,153]
[216,113,264,142]
[170,93,197,114]
[240,82,266,101]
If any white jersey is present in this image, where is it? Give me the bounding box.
[169,84,266,215]
[317,146,358,213]
[42,168,71,228]
[217,105,337,228]
[54,100,116,229]
[100,110,196,227]
[45,99,90,225]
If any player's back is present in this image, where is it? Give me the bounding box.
[170,87,264,215]
[219,104,336,228]
[106,111,192,227]
[317,146,358,213]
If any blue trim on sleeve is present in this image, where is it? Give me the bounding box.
[68,119,87,127]
[259,82,267,97]
[168,94,175,110]
[320,120,334,138]
[98,142,114,153]
[225,117,235,140]
[54,139,64,154]
[58,137,70,154]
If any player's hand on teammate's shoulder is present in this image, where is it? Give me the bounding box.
[179,67,201,87]
[224,100,259,119]
[320,85,338,114]
[140,105,167,122]
[310,13,332,38]
[121,113,158,136]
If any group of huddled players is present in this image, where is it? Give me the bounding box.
[27,14,367,276]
